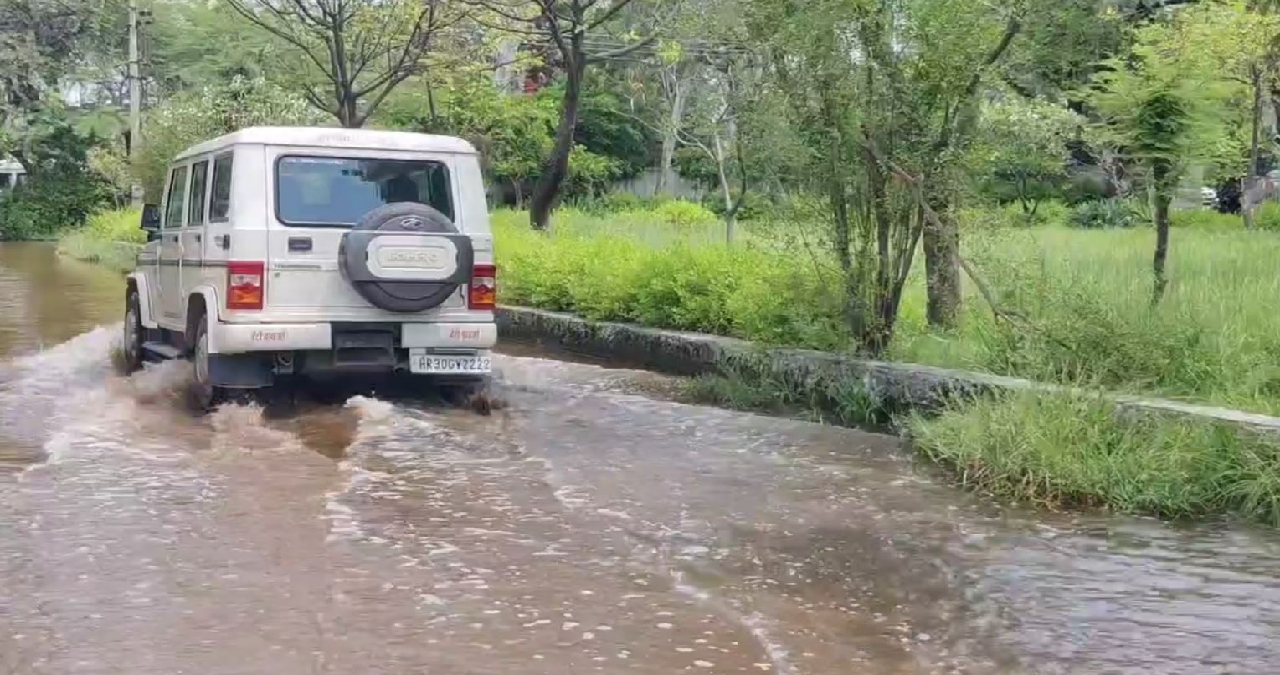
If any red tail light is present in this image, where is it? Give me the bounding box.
[468,263,497,310]
[226,260,265,310]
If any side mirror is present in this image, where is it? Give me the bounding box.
[140,203,161,232]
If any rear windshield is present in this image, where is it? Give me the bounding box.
[275,156,454,226]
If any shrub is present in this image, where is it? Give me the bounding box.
[1171,208,1239,230]
[1069,199,1139,229]
[57,208,145,272]
[653,199,718,227]
[492,211,848,349]
[1255,201,1280,231]
[703,190,773,222]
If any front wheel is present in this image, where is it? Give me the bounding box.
[122,289,145,373]
[188,315,230,411]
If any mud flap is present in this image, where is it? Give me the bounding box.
[207,353,274,389]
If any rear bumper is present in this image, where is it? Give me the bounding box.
[208,348,494,388]
[209,321,497,354]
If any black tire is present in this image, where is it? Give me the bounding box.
[337,202,475,313]
[188,313,230,411]
[122,288,145,374]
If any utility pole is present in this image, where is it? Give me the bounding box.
[128,0,143,204]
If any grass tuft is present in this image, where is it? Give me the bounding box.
[907,391,1280,525]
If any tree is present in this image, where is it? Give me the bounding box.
[1089,0,1266,303]
[378,76,622,206]
[223,0,458,128]
[133,75,325,200]
[468,0,669,230]
[0,0,122,164]
[749,0,1023,348]
[975,97,1084,216]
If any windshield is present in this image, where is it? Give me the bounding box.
[275,156,454,226]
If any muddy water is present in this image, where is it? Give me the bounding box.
[1,243,1280,675]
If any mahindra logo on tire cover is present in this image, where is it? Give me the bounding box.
[382,247,446,267]
[399,216,424,230]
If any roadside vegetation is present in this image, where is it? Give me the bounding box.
[14,0,1280,522]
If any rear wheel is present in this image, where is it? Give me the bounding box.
[188,314,230,411]
[122,289,144,373]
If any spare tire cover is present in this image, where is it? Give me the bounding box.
[338,202,474,313]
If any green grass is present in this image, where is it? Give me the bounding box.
[57,207,144,272]
[908,392,1280,526]
[494,205,1280,415]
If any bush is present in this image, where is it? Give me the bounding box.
[57,208,145,272]
[703,190,773,222]
[0,173,114,240]
[583,191,671,214]
[1255,201,1280,231]
[909,391,1280,525]
[1068,199,1140,229]
[1171,208,1239,230]
[493,210,848,349]
[652,199,718,227]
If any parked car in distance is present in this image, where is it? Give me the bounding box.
[122,126,498,408]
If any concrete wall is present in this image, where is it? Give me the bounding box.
[497,306,1280,435]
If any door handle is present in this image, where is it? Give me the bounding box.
[194,234,202,242]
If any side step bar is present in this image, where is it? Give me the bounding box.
[141,341,184,360]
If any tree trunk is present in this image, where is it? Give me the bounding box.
[529,56,586,231]
[922,194,961,328]
[712,132,735,242]
[1246,64,1263,229]
[657,74,688,197]
[337,91,361,128]
[1151,162,1173,306]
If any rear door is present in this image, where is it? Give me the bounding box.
[158,164,188,327]
[181,157,210,306]
[264,150,469,318]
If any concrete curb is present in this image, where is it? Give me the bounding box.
[497,306,1280,434]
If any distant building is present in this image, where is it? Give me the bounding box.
[0,158,24,191]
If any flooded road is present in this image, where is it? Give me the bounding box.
[2,243,1280,674]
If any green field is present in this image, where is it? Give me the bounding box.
[493,206,1280,415]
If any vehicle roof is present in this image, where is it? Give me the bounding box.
[174,126,477,160]
[0,158,24,172]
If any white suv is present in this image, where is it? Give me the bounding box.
[122,126,498,408]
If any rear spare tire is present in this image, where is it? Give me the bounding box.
[338,202,475,313]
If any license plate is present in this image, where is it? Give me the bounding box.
[408,350,491,374]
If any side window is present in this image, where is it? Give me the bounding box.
[188,160,209,226]
[163,165,189,229]
[209,154,233,222]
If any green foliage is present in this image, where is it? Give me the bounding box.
[1171,208,1240,230]
[493,207,1280,415]
[1255,202,1280,231]
[57,207,147,272]
[1087,0,1276,188]
[909,392,1280,525]
[652,200,718,227]
[573,75,658,180]
[379,80,621,202]
[974,97,1084,212]
[1068,199,1140,229]
[0,117,113,240]
[134,75,325,201]
[492,209,848,350]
